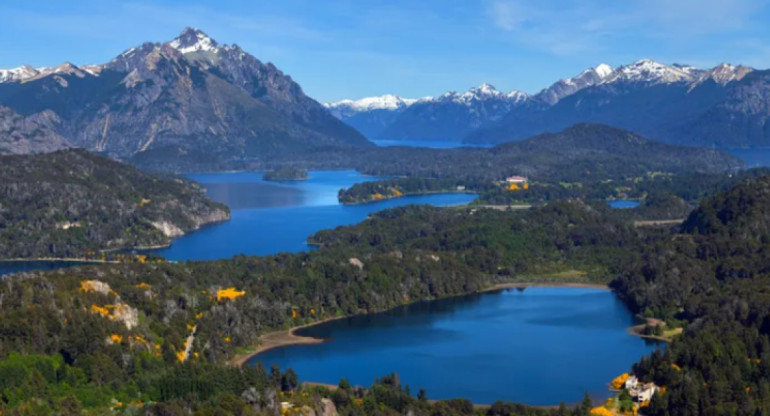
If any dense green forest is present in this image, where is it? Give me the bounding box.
[0,149,229,259]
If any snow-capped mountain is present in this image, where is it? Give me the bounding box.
[327,83,531,140]
[374,83,532,140]
[329,58,765,146]
[536,64,614,105]
[325,95,418,119]
[0,27,369,168]
[465,60,767,147]
[435,83,529,106]
[0,63,101,84]
[599,59,700,85]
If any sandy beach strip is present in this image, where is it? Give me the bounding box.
[231,316,350,367]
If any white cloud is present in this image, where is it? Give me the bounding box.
[488,0,525,31]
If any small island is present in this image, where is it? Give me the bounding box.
[263,166,309,182]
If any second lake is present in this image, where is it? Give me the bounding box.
[250,287,660,406]
[150,170,476,261]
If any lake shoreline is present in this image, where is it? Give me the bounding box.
[232,281,611,367]
[230,315,349,367]
[340,190,477,206]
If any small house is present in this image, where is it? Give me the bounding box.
[637,383,659,403]
[505,176,528,183]
[625,375,639,391]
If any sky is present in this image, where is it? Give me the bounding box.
[1,0,769,102]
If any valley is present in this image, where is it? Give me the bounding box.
[1,17,770,416]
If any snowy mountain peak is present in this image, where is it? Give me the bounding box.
[470,83,501,96]
[536,64,614,105]
[602,59,697,84]
[692,63,754,87]
[168,27,219,54]
[0,65,39,83]
[324,94,418,118]
[594,63,613,78]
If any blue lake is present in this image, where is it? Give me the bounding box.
[149,170,476,261]
[250,287,659,405]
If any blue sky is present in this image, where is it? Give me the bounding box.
[1,0,769,102]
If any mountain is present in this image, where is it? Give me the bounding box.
[0,149,229,258]
[0,28,371,169]
[0,105,70,154]
[536,63,613,105]
[326,65,614,141]
[465,60,764,147]
[328,59,767,148]
[324,94,418,138]
[375,83,529,140]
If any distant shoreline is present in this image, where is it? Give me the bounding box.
[340,190,477,206]
[480,281,610,292]
[232,281,611,367]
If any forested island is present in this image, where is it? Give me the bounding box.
[2,172,770,414]
[0,149,230,259]
[263,167,309,182]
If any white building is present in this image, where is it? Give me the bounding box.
[625,375,639,391]
[637,383,660,403]
[505,176,528,183]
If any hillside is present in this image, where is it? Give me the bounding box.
[352,123,743,181]
[609,175,770,415]
[0,105,70,154]
[0,149,229,258]
[0,28,371,170]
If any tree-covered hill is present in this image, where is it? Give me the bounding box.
[335,124,744,204]
[349,123,743,181]
[610,176,770,415]
[0,149,229,258]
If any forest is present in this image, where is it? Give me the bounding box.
[0,149,229,259]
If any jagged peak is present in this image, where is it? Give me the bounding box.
[168,27,219,54]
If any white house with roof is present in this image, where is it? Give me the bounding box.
[637,383,660,403]
[505,176,528,183]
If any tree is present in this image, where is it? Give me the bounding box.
[580,392,593,416]
[270,364,281,387]
[281,368,298,392]
[418,388,427,402]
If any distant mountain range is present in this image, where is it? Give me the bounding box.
[325,83,530,140]
[0,28,370,166]
[327,60,768,147]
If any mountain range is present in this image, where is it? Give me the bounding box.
[328,60,768,147]
[0,28,370,166]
